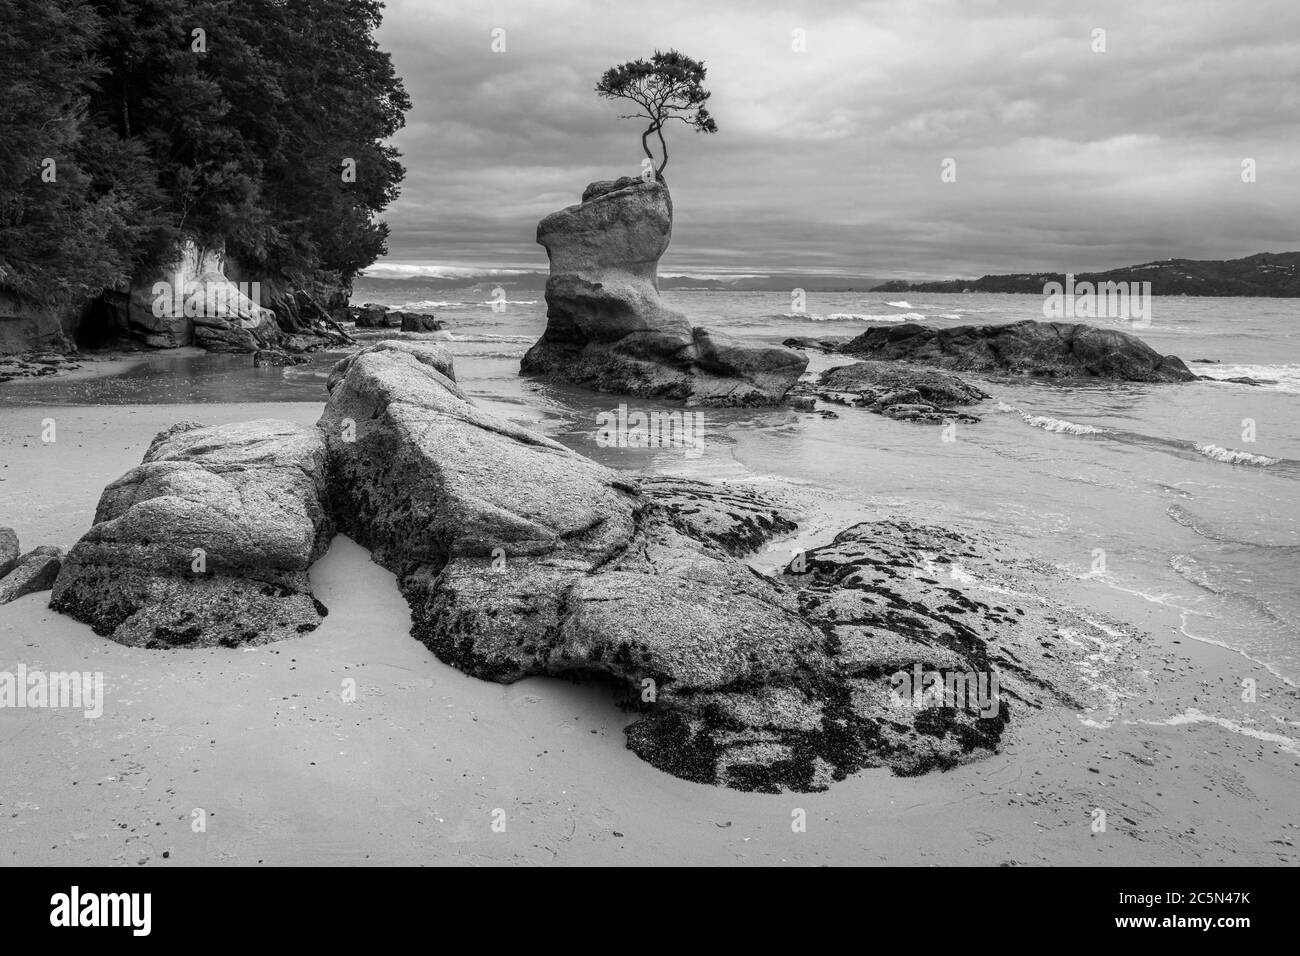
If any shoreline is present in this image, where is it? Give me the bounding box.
[0,348,159,386]
[1,399,1297,864]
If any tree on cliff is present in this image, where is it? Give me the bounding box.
[595,50,717,179]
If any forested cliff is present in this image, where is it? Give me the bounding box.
[0,0,409,353]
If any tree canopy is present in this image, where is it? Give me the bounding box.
[0,0,410,307]
[595,49,717,179]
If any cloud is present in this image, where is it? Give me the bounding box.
[374,0,1300,278]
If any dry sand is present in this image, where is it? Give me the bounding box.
[1,402,1298,865]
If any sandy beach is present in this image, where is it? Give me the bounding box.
[2,400,1296,866]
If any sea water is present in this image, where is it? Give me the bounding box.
[5,290,1297,683]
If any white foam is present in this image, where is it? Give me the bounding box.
[1131,708,1300,755]
[1175,613,1299,689]
[361,264,537,279]
[394,298,538,309]
[1195,444,1279,466]
[784,312,914,323]
[885,300,913,309]
[1022,414,1104,435]
[1059,624,1130,727]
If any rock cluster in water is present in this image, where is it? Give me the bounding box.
[783,318,1196,424]
[794,361,990,424]
[37,340,1093,792]
[840,320,1196,382]
[521,177,807,406]
[351,303,444,332]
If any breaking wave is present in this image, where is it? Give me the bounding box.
[397,298,539,310]
[768,312,920,323]
[1195,444,1280,466]
[1021,414,1104,435]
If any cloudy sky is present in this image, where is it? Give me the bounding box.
[372,0,1299,280]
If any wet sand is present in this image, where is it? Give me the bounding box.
[1,402,1298,865]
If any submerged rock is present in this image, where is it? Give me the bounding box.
[0,350,86,384]
[51,420,333,647]
[0,546,63,604]
[521,177,807,405]
[820,361,989,407]
[1212,375,1270,386]
[803,361,989,424]
[783,335,852,353]
[253,348,308,367]
[842,320,1195,382]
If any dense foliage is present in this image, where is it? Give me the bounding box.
[0,0,409,305]
[596,49,716,179]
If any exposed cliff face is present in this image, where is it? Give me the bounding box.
[522,177,807,406]
[1,240,351,356]
[0,288,74,355]
[127,239,282,352]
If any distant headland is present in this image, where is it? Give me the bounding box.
[872,252,1300,297]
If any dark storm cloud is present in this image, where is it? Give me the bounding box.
[372,0,1300,279]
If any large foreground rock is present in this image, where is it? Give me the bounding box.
[324,341,1081,791]
[521,178,807,405]
[51,420,333,647]
[842,320,1195,382]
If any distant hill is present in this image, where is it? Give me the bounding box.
[871,252,1300,297]
[354,271,884,294]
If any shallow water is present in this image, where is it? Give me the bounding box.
[3,289,1298,683]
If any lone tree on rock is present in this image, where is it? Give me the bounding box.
[596,49,717,180]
